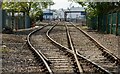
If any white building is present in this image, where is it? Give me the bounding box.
[43,7,86,22]
[43,9,58,20]
[57,7,86,22]
[67,7,85,19]
[43,9,53,20]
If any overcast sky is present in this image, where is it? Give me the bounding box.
[51,0,81,10]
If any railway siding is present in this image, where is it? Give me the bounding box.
[2,29,44,73]
[2,21,120,73]
[81,26,119,58]
[67,23,119,73]
[30,26,75,73]
[48,23,111,73]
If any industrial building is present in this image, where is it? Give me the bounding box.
[43,7,86,23]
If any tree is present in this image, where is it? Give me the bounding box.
[0,2,1,9]
[2,1,54,22]
[2,0,54,29]
[72,1,120,31]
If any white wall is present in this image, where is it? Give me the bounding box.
[66,7,85,19]
[43,9,54,20]
[43,7,85,20]
[56,7,85,20]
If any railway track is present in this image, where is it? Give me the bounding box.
[27,21,119,73]
[27,22,82,73]
[65,22,120,73]
[48,22,111,74]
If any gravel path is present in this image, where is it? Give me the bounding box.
[2,27,44,73]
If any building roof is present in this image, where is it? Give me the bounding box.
[69,7,85,11]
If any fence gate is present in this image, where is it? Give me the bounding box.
[112,13,117,35]
[107,14,111,33]
[103,14,107,32]
[118,12,120,35]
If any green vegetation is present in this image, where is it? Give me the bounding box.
[70,1,120,35]
[0,47,10,53]
[2,0,54,22]
[0,1,2,9]
[76,2,120,21]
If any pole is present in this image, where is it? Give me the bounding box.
[49,3,50,21]
[0,0,2,32]
[0,1,2,74]
[69,2,72,22]
[116,12,118,36]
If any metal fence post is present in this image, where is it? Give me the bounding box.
[0,9,2,32]
[116,12,118,36]
[110,13,113,34]
[0,9,2,74]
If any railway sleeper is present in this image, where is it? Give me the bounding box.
[42,71,49,74]
[106,55,116,63]
[102,52,116,63]
[86,62,91,66]
[38,62,44,66]
[77,56,83,60]
[41,65,47,70]
[82,60,89,63]
[72,66,79,73]
[86,62,92,66]
[93,67,105,74]
[116,61,120,65]
[70,55,75,59]
[67,53,73,57]
[102,51,107,56]
[71,58,76,62]
[80,62,87,65]
[31,53,45,64]
[42,67,49,73]
[64,51,69,55]
[72,62,78,66]
[94,68,104,73]
[94,66,110,74]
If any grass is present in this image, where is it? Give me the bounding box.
[81,26,88,29]
[0,47,10,53]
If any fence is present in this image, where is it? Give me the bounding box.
[1,10,31,30]
[87,12,120,36]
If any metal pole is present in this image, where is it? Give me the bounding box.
[49,2,51,22]
[49,3,50,22]
[0,1,2,74]
[0,0,2,32]
[69,2,72,22]
[0,1,2,9]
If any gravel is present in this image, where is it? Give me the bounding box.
[31,26,75,73]
[47,24,119,73]
[49,25,68,48]
[68,26,118,73]
[2,28,44,73]
[2,23,119,73]
[80,26,119,58]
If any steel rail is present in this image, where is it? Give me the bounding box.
[27,25,53,74]
[46,22,111,74]
[70,22,120,64]
[65,23,83,73]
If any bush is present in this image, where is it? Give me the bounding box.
[2,26,13,34]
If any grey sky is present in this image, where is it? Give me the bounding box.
[51,0,81,10]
